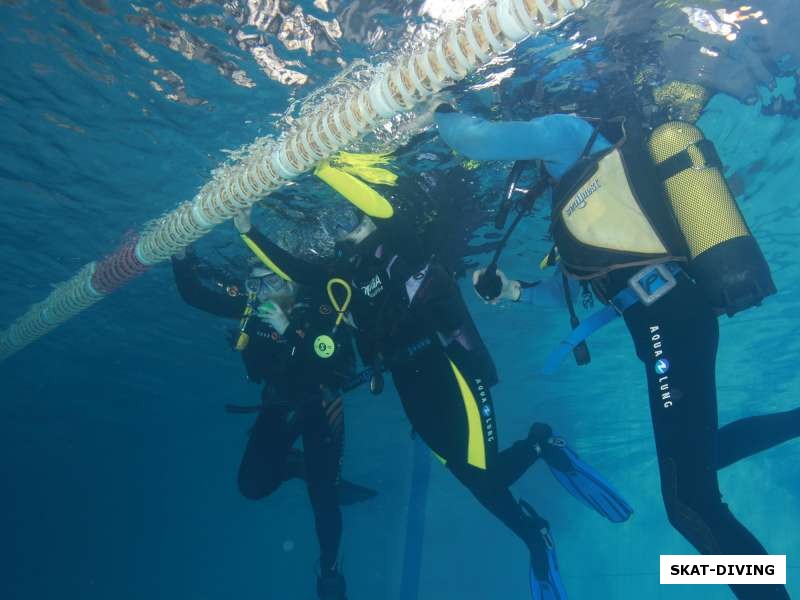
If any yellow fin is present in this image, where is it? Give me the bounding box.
[315,161,394,219]
[339,164,398,186]
[335,151,393,166]
[332,152,398,186]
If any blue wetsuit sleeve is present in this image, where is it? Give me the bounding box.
[435,112,611,179]
[518,269,580,308]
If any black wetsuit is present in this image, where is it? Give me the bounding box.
[172,254,355,572]
[435,109,795,600]
[617,270,791,600]
[241,227,547,558]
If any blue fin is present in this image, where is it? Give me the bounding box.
[529,529,568,600]
[521,499,568,600]
[543,440,633,523]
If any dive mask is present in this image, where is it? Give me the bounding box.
[245,269,290,300]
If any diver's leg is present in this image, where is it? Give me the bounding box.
[494,441,542,488]
[447,461,539,542]
[392,348,551,573]
[443,332,541,488]
[624,278,789,600]
[301,394,344,575]
[717,407,800,470]
[392,348,525,525]
[237,403,298,500]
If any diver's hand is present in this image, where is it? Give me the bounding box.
[234,208,252,234]
[256,301,289,335]
[173,244,195,261]
[369,354,384,395]
[472,268,521,303]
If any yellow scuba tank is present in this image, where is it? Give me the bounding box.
[646,122,776,316]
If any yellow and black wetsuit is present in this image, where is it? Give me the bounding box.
[172,252,356,573]
[241,225,548,553]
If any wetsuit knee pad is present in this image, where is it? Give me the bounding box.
[659,458,721,554]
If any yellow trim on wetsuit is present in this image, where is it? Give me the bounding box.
[448,359,487,470]
[240,233,293,282]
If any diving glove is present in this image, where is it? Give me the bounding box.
[370,354,385,395]
[257,301,290,335]
[233,207,252,234]
[473,267,521,303]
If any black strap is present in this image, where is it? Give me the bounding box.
[476,162,552,301]
[562,273,591,366]
[495,160,534,229]
[487,174,550,269]
[655,139,722,181]
[580,125,602,159]
[562,273,581,329]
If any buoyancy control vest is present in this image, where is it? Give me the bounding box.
[550,118,776,316]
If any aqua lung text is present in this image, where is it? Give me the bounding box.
[650,325,673,408]
[475,378,495,444]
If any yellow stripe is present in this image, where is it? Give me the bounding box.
[448,359,487,470]
[240,234,293,282]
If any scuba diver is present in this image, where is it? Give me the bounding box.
[171,245,373,600]
[231,151,633,600]
[434,98,792,600]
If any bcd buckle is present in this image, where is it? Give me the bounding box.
[627,263,677,306]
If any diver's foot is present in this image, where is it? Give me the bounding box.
[520,500,567,600]
[338,479,378,506]
[317,569,347,600]
[528,422,572,468]
[528,422,554,447]
[527,422,560,464]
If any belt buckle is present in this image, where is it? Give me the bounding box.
[627,263,677,307]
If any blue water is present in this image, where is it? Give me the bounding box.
[1,1,799,599]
